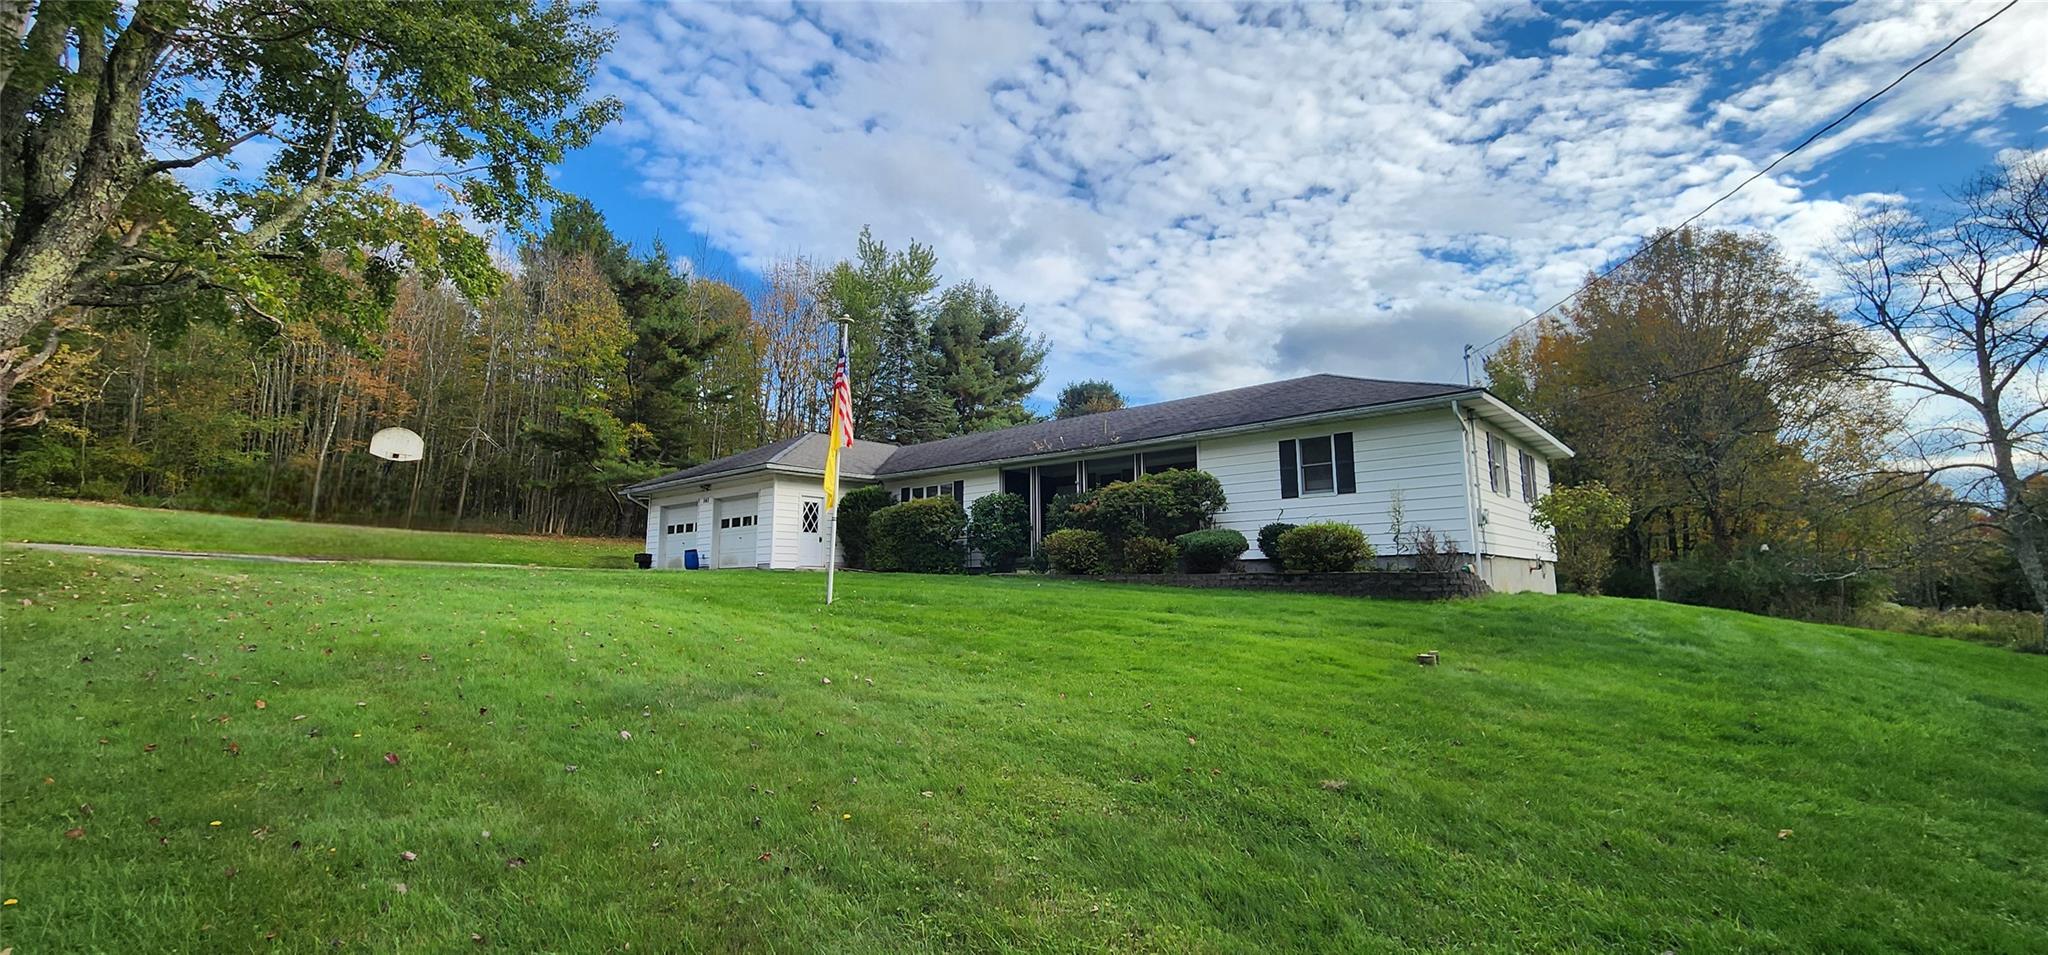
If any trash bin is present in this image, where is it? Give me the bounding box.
[684,548,701,570]
[633,552,652,569]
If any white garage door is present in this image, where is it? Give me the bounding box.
[716,497,757,568]
[658,504,696,568]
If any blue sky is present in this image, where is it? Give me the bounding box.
[562,0,2043,403]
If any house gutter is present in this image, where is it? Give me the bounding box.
[624,463,881,500]
[877,390,1492,481]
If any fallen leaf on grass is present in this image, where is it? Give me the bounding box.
[400,851,417,862]
[1777,829,1794,840]
[63,827,84,839]
[383,753,400,766]
[254,699,267,710]
[505,857,526,869]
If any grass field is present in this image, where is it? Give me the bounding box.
[3,540,2044,952]
[0,497,637,568]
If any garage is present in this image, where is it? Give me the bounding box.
[714,495,758,568]
[658,504,696,568]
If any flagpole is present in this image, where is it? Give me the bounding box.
[826,318,849,606]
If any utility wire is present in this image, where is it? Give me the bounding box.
[1465,0,2019,367]
[1562,326,1859,407]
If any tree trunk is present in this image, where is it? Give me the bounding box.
[308,380,345,521]
[2005,502,2048,652]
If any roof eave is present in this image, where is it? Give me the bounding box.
[1463,392,1575,458]
[625,462,882,499]
[876,389,1487,479]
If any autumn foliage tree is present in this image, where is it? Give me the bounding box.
[1486,228,1896,594]
[0,0,617,426]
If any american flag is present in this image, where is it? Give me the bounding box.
[823,339,853,509]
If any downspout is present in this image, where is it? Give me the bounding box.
[1452,400,1486,572]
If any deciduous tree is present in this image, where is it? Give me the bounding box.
[1833,154,2048,648]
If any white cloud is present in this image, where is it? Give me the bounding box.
[593,0,2047,399]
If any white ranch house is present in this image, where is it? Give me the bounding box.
[622,374,1574,593]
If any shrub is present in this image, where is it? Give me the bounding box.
[1144,468,1227,537]
[1177,528,1248,573]
[1258,522,1297,568]
[1118,536,1179,574]
[1531,483,1630,596]
[1045,491,1088,533]
[1066,479,1174,544]
[1659,551,1889,618]
[1042,528,1109,575]
[966,492,1031,572]
[834,485,895,569]
[867,497,965,574]
[1057,468,1230,554]
[1276,522,1374,573]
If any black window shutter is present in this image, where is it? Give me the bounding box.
[1279,440,1299,499]
[952,480,964,502]
[899,487,910,502]
[1334,431,1356,494]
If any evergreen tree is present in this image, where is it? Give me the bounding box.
[821,227,940,444]
[928,282,1046,433]
[1055,380,1126,418]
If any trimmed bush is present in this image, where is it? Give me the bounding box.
[1276,522,1374,573]
[966,492,1031,572]
[1258,522,1297,568]
[1177,528,1248,573]
[1042,528,1109,575]
[1144,468,1227,537]
[834,485,895,569]
[1119,536,1179,574]
[1055,468,1231,554]
[1045,492,1087,533]
[867,497,966,574]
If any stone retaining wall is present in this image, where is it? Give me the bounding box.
[1087,570,1490,600]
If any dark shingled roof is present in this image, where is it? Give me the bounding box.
[626,374,1477,495]
[875,374,1468,475]
[625,433,898,495]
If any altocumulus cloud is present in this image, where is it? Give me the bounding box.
[595,0,2045,399]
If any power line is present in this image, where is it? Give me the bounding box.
[1464,0,2019,369]
[1562,326,1860,407]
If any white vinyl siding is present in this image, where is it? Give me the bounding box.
[1470,424,1553,562]
[1200,409,1472,559]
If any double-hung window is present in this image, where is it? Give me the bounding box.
[1519,450,1538,503]
[1280,433,1353,499]
[1486,432,1508,495]
[1297,435,1336,495]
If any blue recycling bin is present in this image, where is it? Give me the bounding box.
[684,548,701,570]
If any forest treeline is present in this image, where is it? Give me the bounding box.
[0,203,1045,536]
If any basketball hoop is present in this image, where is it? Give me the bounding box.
[369,427,424,462]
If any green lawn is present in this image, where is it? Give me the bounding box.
[2,549,2044,953]
[1,497,638,568]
